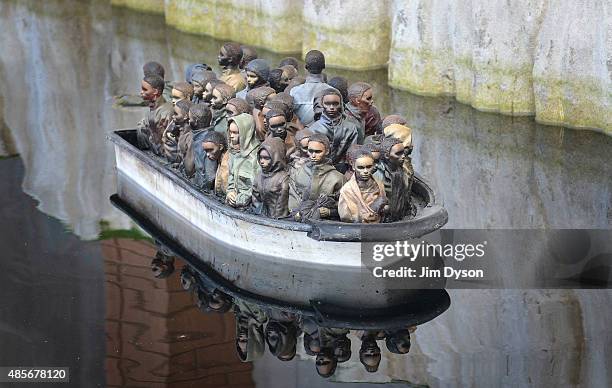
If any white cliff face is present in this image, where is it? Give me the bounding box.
[115,0,611,134]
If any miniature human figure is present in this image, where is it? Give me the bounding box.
[226,113,261,208]
[202,79,225,105]
[279,57,299,73]
[161,99,192,164]
[246,86,276,140]
[268,68,285,93]
[346,82,382,140]
[319,327,351,363]
[265,109,295,159]
[234,298,267,362]
[136,75,174,155]
[218,42,246,92]
[301,317,322,356]
[225,97,251,117]
[384,123,414,184]
[308,88,360,169]
[385,327,412,354]
[210,84,236,134]
[180,103,213,178]
[359,334,382,373]
[191,130,226,191]
[289,50,330,126]
[239,46,258,71]
[327,76,349,105]
[196,287,233,313]
[290,128,314,169]
[265,320,299,361]
[236,58,271,99]
[374,137,413,222]
[142,61,172,101]
[171,82,194,106]
[315,347,338,378]
[280,65,298,88]
[288,133,345,220]
[342,144,362,181]
[190,70,217,104]
[272,92,303,131]
[252,137,290,218]
[382,114,408,129]
[184,63,212,83]
[338,149,388,223]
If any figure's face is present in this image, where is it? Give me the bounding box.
[389,143,406,167]
[354,155,375,182]
[228,122,240,150]
[280,69,292,89]
[305,334,321,354]
[140,80,159,101]
[192,81,205,97]
[356,88,373,113]
[173,105,187,124]
[211,89,225,110]
[226,103,239,117]
[237,333,248,356]
[315,353,336,377]
[246,71,260,89]
[308,141,327,164]
[299,137,310,156]
[188,111,198,128]
[171,88,186,106]
[266,327,281,350]
[261,106,271,118]
[392,334,411,354]
[218,46,231,67]
[360,341,381,369]
[258,149,272,171]
[267,116,287,139]
[202,141,223,160]
[322,94,342,118]
[334,337,351,363]
[203,82,215,102]
[208,290,231,311]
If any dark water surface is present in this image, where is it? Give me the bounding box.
[0,0,611,387]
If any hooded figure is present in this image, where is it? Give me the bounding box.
[226,113,261,208]
[288,134,345,219]
[191,130,226,191]
[338,150,387,223]
[190,70,217,104]
[252,137,289,218]
[234,299,268,362]
[308,88,360,168]
[236,58,271,99]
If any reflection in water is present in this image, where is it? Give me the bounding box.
[0,1,611,387]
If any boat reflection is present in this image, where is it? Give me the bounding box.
[146,245,450,379]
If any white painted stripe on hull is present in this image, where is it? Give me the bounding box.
[115,148,362,266]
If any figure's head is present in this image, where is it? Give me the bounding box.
[383,123,413,150]
[226,97,251,117]
[303,332,321,356]
[201,131,227,161]
[262,100,288,121]
[246,86,276,111]
[191,70,217,98]
[382,114,408,129]
[239,45,257,69]
[294,128,314,157]
[228,121,240,150]
[382,136,405,168]
[307,133,330,164]
[171,82,194,105]
[204,79,225,103]
[141,75,165,102]
[359,337,381,373]
[189,104,212,130]
[328,76,349,104]
[265,321,297,358]
[279,57,299,72]
[211,84,236,110]
[320,89,343,118]
[353,150,376,182]
[268,68,285,93]
[208,289,232,312]
[142,61,165,79]
[185,63,212,83]
[348,82,373,114]
[304,50,325,74]
[280,65,298,90]
[245,59,271,89]
[257,148,272,171]
[334,335,352,363]
[271,92,294,120]
[218,42,243,68]
[174,100,192,124]
[315,348,338,378]
[363,141,382,163]
[265,109,287,139]
[385,328,411,354]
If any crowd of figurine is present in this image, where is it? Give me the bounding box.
[178,264,414,378]
[135,43,415,223]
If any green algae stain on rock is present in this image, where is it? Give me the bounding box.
[111,0,165,15]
